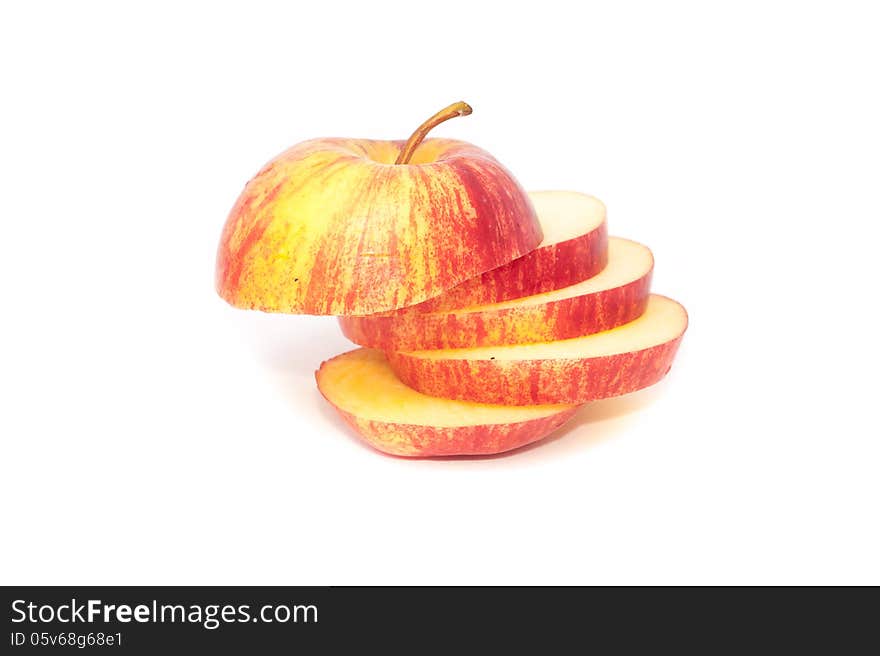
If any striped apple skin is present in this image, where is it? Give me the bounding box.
[216,138,542,315]
[339,269,652,350]
[327,406,579,457]
[388,338,684,406]
[387,295,688,405]
[414,218,608,312]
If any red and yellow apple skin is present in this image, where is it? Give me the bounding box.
[328,407,579,457]
[387,295,687,405]
[216,138,542,315]
[338,248,652,350]
[390,340,682,406]
[315,348,578,457]
[414,214,608,313]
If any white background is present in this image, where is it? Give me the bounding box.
[2,1,878,585]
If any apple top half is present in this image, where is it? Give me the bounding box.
[215,137,543,315]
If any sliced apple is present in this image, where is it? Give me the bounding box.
[387,295,687,405]
[316,349,579,457]
[410,190,608,313]
[339,237,653,350]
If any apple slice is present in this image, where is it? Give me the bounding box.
[411,190,608,313]
[387,295,687,405]
[339,237,653,350]
[316,349,579,457]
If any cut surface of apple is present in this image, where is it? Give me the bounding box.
[339,237,652,350]
[316,349,578,457]
[411,190,608,313]
[387,295,687,405]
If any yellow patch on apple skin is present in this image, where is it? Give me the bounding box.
[215,138,542,316]
[334,409,579,457]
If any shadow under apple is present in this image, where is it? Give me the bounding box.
[425,381,669,462]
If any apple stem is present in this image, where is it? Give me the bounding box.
[395,101,473,165]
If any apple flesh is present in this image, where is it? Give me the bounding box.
[339,237,653,350]
[316,349,579,457]
[387,295,687,405]
[410,190,608,313]
[216,137,542,315]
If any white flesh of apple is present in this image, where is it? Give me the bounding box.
[528,190,605,246]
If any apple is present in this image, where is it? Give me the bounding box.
[215,102,543,316]
[316,349,579,457]
[339,237,653,350]
[387,295,687,405]
[409,190,608,312]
